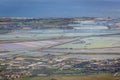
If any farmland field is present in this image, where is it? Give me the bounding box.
[18,74,116,80]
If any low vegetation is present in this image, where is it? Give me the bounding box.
[18,74,116,80]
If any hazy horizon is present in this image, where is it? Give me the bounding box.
[0,0,120,17]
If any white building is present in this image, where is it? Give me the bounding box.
[69,20,108,30]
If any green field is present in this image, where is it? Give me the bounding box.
[18,74,116,80]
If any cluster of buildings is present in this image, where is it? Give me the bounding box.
[0,17,120,31]
[68,17,120,30]
[0,54,120,79]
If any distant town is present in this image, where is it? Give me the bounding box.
[0,17,120,31]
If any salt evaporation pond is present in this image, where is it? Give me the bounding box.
[54,36,120,49]
[0,29,120,60]
[0,29,120,40]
